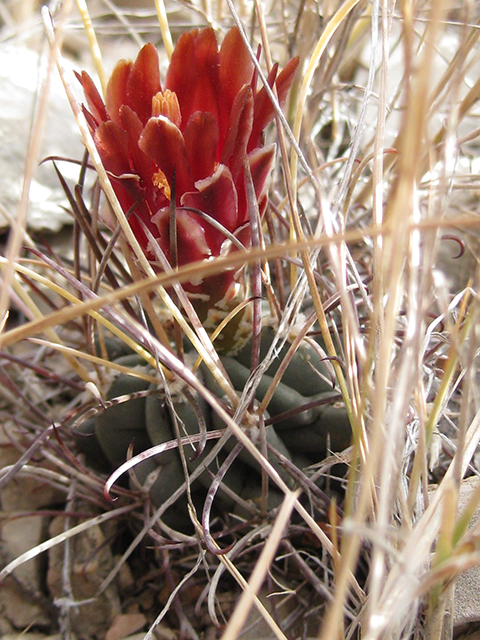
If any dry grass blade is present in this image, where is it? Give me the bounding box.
[220,490,299,640]
[0,503,139,582]
[2,0,480,638]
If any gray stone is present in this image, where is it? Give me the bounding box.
[0,44,84,233]
[47,515,121,640]
[0,577,51,630]
[451,477,480,629]
[1,515,46,591]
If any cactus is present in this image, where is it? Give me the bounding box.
[77,327,351,530]
[73,26,351,531]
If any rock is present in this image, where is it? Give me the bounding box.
[0,513,52,631]
[235,586,310,640]
[0,422,66,512]
[114,555,135,593]
[105,613,147,640]
[1,515,47,591]
[0,468,65,513]
[0,576,51,630]
[0,460,65,513]
[442,477,480,632]
[0,45,84,233]
[47,515,121,640]
[0,425,56,632]
[0,616,14,637]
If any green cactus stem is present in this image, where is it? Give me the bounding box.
[78,327,351,529]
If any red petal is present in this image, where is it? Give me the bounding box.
[82,104,100,132]
[183,112,219,182]
[151,207,211,266]
[94,121,130,175]
[126,43,161,125]
[249,56,300,151]
[181,164,238,256]
[219,27,254,110]
[138,117,194,198]
[220,85,253,178]
[120,106,169,215]
[105,59,132,125]
[275,56,300,107]
[78,71,107,125]
[235,144,275,229]
[166,28,225,135]
[248,143,276,202]
[95,122,155,242]
[248,63,277,149]
[165,30,197,127]
[191,28,221,107]
[120,106,154,185]
[94,120,160,251]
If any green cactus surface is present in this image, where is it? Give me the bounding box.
[79,329,351,528]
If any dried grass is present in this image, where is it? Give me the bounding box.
[1,0,480,639]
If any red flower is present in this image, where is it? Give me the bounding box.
[79,27,299,308]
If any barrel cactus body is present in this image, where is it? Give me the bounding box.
[94,354,153,468]
[82,327,351,529]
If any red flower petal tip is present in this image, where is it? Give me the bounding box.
[80,27,298,311]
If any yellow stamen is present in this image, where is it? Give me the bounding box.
[153,169,171,200]
[152,89,181,128]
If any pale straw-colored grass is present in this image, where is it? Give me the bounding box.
[1,0,480,638]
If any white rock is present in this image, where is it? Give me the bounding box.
[1,515,46,591]
[0,44,84,233]
[453,476,480,629]
[0,577,51,630]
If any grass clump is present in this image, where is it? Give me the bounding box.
[1,1,480,639]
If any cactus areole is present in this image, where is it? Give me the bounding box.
[78,27,299,314]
